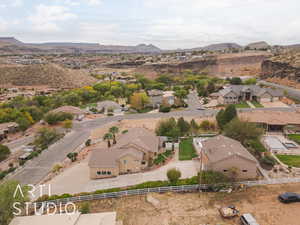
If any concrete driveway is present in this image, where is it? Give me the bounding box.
[262,101,289,108]
[46,158,200,195]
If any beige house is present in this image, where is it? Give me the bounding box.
[89,128,162,179]
[195,135,258,179]
[217,85,283,105]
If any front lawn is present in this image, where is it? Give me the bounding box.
[287,134,300,144]
[179,138,198,160]
[251,101,264,108]
[276,154,300,167]
[233,102,250,108]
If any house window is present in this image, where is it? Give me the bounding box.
[223,170,228,172]
[102,171,107,175]
[141,161,146,165]
[107,171,111,175]
[242,170,248,172]
[123,160,127,164]
[97,171,101,175]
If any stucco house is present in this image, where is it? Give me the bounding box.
[89,128,162,179]
[194,135,258,179]
[217,85,283,105]
[147,89,164,108]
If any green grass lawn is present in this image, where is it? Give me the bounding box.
[233,101,250,108]
[287,134,300,144]
[179,138,198,160]
[276,154,300,167]
[251,101,264,108]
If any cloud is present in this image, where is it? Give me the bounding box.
[11,0,23,7]
[86,0,102,6]
[28,4,77,32]
[0,18,7,32]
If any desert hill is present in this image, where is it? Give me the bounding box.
[0,64,97,88]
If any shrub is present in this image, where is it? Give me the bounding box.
[85,139,91,146]
[52,164,63,173]
[79,202,90,214]
[261,155,277,167]
[0,144,10,162]
[167,168,181,184]
[159,105,171,113]
[44,112,73,125]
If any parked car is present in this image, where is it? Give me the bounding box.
[278,192,300,203]
[240,213,259,225]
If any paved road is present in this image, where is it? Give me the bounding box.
[259,80,300,101]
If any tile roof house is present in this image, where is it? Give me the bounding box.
[194,135,258,179]
[9,212,117,225]
[89,128,162,179]
[217,85,283,104]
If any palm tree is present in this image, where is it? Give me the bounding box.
[103,133,113,148]
[109,126,119,144]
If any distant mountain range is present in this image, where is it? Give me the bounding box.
[0,37,162,54]
[0,37,299,55]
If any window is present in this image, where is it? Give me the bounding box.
[141,161,146,165]
[223,170,228,172]
[102,171,107,175]
[97,171,101,175]
[107,171,111,175]
[123,160,127,164]
[242,170,248,172]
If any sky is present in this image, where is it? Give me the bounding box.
[0,0,300,49]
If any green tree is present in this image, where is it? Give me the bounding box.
[67,152,78,162]
[109,126,119,144]
[199,170,229,185]
[223,119,264,145]
[103,133,113,148]
[177,117,190,136]
[216,105,237,129]
[0,180,29,225]
[230,77,242,85]
[63,119,73,130]
[167,168,181,184]
[0,145,10,162]
[190,119,199,135]
[34,128,62,150]
[244,78,257,85]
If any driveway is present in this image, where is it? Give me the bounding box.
[45,158,200,195]
[262,101,289,108]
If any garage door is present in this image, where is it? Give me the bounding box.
[260,98,271,103]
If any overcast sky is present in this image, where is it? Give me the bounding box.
[0,0,300,49]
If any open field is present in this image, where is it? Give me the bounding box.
[80,182,300,225]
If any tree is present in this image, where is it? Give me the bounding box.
[155,118,177,136]
[109,126,119,144]
[177,117,190,136]
[207,81,215,94]
[103,133,113,148]
[199,170,229,185]
[79,202,90,214]
[130,92,149,110]
[229,77,242,85]
[223,119,264,145]
[216,105,237,129]
[67,152,78,162]
[167,168,181,184]
[0,180,29,225]
[34,128,62,150]
[63,119,73,130]
[44,112,73,125]
[0,145,10,162]
[174,88,188,100]
[190,119,199,135]
[155,74,173,87]
[244,78,257,85]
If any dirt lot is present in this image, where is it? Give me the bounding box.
[80,182,300,225]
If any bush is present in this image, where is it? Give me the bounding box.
[85,139,91,146]
[159,105,171,113]
[34,128,63,150]
[261,155,277,167]
[44,112,73,125]
[79,202,90,214]
[0,144,10,162]
[167,168,181,184]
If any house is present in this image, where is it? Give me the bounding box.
[147,89,164,108]
[239,110,300,132]
[9,212,117,225]
[194,135,258,179]
[89,128,162,179]
[50,106,88,121]
[96,100,123,114]
[163,91,175,105]
[217,85,283,104]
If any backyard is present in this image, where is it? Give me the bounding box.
[276,154,300,167]
[287,134,300,144]
[179,138,198,160]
